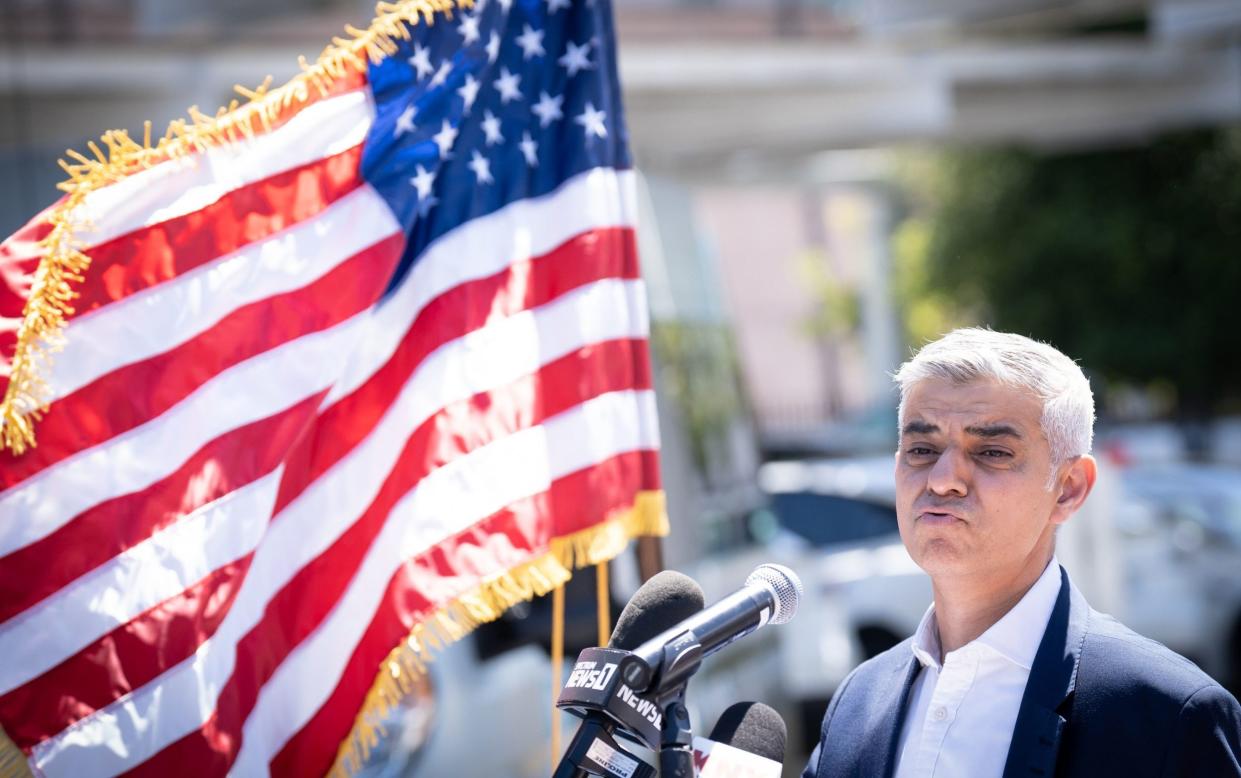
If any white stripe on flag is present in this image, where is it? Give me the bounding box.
[49,184,400,402]
[1,277,646,687]
[0,162,626,549]
[400,390,661,562]
[326,166,638,405]
[231,389,661,777]
[0,469,282,696]
[28,280,652,776]
[72,90,373,250]
[0,310,370,559]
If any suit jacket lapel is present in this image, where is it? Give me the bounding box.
[859,654,921,778]
[1002,566,1088,778]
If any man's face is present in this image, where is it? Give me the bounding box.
[895,377,1068,582]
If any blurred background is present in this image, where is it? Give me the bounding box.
[3,0,1241,775]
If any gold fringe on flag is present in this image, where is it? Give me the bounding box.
[0,0,473,456]
[327,491,669,777]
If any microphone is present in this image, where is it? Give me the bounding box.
[692,702,787,777]
[619,564,803,695]
[609,570,706,650]
[552,571,705,778]
[554,566,801,777]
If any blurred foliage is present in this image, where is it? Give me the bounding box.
[795,248,861,340]
[649,321,747,478]
[891,215,971,348]
[895,128,1241,416]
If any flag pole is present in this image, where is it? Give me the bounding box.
[635,535,664,583]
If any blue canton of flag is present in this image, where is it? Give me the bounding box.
[363,0,632,292]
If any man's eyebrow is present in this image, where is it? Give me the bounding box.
[901,420,939,436]
[964,423,1023,439]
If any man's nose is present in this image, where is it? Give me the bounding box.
[926,447,969,497]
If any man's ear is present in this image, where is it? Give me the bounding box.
[1051,454,1097,526]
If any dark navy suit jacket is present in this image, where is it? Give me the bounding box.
[802,567,1241,777]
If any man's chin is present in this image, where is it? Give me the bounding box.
[910,539,972,577]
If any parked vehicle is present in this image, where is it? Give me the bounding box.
[1112,462,1241,689]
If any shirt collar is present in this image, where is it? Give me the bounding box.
[910,600,943,670]
[910,557,1062,671]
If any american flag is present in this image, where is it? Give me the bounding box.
[0,0,664,775]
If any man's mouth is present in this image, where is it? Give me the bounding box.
[917,510,963,525]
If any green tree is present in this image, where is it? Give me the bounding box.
[903,128,1241,417]
[649,321,747,478]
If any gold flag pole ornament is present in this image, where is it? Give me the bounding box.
[0,1,669,775]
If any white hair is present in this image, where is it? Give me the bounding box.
[894,328,1095,473]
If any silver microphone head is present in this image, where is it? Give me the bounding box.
[745,563,803,625]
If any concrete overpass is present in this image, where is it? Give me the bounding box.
[1,0,1239,186]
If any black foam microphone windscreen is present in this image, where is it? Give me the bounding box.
[707,701,787,765]
[608,570,705,650]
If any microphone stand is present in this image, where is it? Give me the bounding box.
[552,718,636,778]
[652,632,703,778]
[658,691,694,778]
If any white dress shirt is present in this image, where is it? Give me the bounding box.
[892,558,1062,778]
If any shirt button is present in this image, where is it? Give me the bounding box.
[932,706,947,722]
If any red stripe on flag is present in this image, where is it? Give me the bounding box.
[0,202,56,315]
[270,449,660,777]
[0,94,365,391]
[0,231,403,492]
[0,556,253,754]
[128,338,651,775]
[0,391,326,626]
[67,145,364,321]
[273,226,640,516]
[0,201,62,393]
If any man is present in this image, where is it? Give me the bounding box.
[803,328,1241,777]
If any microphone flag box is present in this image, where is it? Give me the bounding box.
[692,736,783,778]
[557,647,663,750]
[584,735,646,778]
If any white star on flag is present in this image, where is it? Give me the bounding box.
[519,131,538,167]
[575,101,607,139]
[498,0,513,10]
[458,73,481,113]
[408,43,434,80]
[409,164,436,200]
[430,60,452,88]
[486,32,501,63]
[468,149,493,184]
[558,40,593,77]
[434,119,458,158]
[394,105,416,137]
[458,14,481,45]
[481,110,505,146]
[532,90,564,128]
[548,0,572,12]
[494,67,522,104]
[516,24,545,59]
